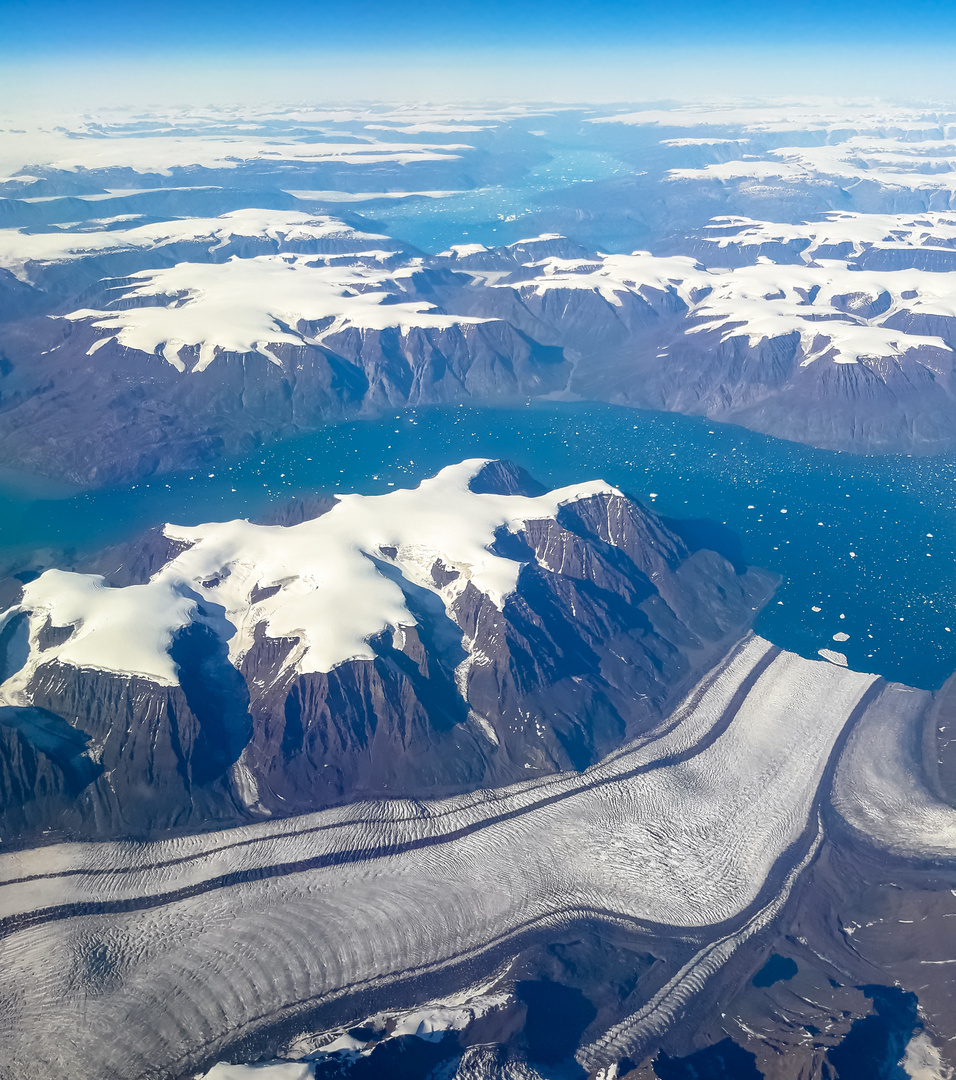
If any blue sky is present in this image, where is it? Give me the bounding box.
[2,0,955,54]
[1,0,954,103]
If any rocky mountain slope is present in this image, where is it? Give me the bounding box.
[4,103,956,480]
[0,459,775,845]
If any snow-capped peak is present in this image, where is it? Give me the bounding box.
[0,461,621,695]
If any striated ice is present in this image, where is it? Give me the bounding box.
[0,636,879,1080]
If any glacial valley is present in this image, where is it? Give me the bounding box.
[2,98,956,1080]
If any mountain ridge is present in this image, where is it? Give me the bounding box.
[0,459,775,846]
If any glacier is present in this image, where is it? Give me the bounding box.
[1,97,955,1076]
[0,634,903,1079]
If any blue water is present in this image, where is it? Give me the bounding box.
[354,147,633,253]
[752,954,798,988]
[827,985,920,1080]
[2,401,954,690]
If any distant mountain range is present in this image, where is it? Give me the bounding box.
[4,103,956,481]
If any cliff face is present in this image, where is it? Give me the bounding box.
[0,313,569,485]
[575,323,956,454]
[0,461,775,845]
[5,208,956,482]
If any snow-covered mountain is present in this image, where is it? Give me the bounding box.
[0,208,398,285]
[3,102,956,1078]
[688,211,956,270]
[2,101,956,478]
[1,240,956,479]
[0,459,773,841]
[5,221,956,479]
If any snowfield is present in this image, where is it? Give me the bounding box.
[62,254,489,371]
[697,211,956,259]
[50,235,956,373]
[0,130,471,179]
[0,209,391,284]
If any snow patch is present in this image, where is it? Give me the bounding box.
[495,251,708,307]
[63,254,488,371]
[0,209,389,284]
[902,1031,954,1080]
[202,1064,314,1080]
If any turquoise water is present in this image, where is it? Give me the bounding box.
[2,401,954,690]
[354,147,633,253]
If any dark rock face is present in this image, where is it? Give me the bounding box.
[565,315,956,455]
[6,209,956,482]
[515,979,597,1068]
[0,707,99,843]
[0,302,570,485]
[0,464,775,845]
[653,1038,764,1080]
[18,663,246,840]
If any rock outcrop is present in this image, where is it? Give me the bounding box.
[0,460,775,845]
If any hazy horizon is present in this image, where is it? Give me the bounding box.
[3,0,956,108]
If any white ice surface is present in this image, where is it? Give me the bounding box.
[817,649,849,666]
[494,252,709,307]
[668,136,956,193]
[699,211,956,259]
[62,254,488,371]
[0,128,470,178]
[683,259,955,362]
[203,1064,314,1080]
[285,189,464,202]
[832,682,956,859]
[0,570,196,687]
[0,209,389,283]
[900,1032,952,1080]
[0,636,879,1080]
[588,102,953,134]
[0,460,619,697]
[365,123,491,134]
[387,993,509,1041]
